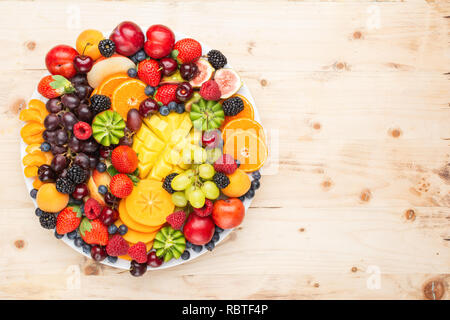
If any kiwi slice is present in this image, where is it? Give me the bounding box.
[92,110,125,146]
[153,226,186,262]
[190,98,225,131]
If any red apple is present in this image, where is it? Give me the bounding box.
[45,45,78,78]
[109,21,144,56]
[183,214,215,245]
[212,198,245,229]
[144,24,175,59]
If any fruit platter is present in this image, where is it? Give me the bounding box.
[20,22,267,276]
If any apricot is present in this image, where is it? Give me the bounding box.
[22,151,47,167]
[36,183,69,213]
[19,108,43,123]
[20,122,45,145]
[24,166,38,178]
[221,169,251,198]
[27,99,48,120]
[76,29,104,61]
[32,178,44,189]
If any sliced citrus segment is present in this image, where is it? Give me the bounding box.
[125,179,174,226]
[222,118,265,143]
[223,130,267,172]
[220,94,254,129]
[111,78,147,119]
[118,200,162,233]
[97,73,129,98]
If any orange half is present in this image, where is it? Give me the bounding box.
[97,73,129,99]
[111,78,147,119]
[222,118,265,143]
[224,130,267,172]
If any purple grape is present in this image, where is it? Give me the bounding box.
[119,135,133,147]
[126,109,142,132]
[43,130,56,144]
[70,74,88,86]
[50,144,67,155]
[61,93,80,111]
[44,114,60,131]
[68,136,83,153]
[75,104,93,122]
[54,129,68,146]
[38,165,56,182]
[51,154,68,173]
[88,155,98,169]
[74,152,90,169]
[61,111,78,131]
[82,139,99,154]
[46,98,63,113]
[74,84,90,101]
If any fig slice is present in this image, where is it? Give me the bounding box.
[214,68,242,99]
[189,58,214,88]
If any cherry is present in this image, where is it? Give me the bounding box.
[73,55,93,73]
[99,207,119,226]
[147,251,163,268]
[139,98,159,117]
[91,245,107,261]
[99,146,113,159]
[72,183,89,200]
[202,130,221,148]
[159,57,178,76]
[180,62,198,81]
[130,260,147,277]
[175,82,193,102]
[104,192,118,207]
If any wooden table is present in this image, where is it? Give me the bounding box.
[0,0,448,300]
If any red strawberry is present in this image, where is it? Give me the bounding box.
[166,210,186,230]
[193,199,213,217]
[37,75,74,99]
[84,198,102,219]
[106,234,129,256]
[111,145,138,174]
[56,205,82,234]
[137,59,161,87]
[172,38,202,64]
[110,174,134,198]
[128,242,147,263]
[214,154,237,174]
[79,218,108,245]
[199,80,221,101]
[154,84,178,105]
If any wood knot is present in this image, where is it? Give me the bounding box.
[351,266,358,273]
[334,62,350,71]
[260,79,267,87]
[313,282,320,288]
[321,178,333,191]
[10,98,26,115]
[405,209,416,221]
[25,41,36,51]
[360,189,372,202]
[353,31,362,39]
[389,127,402,138]
[298,228,305,232]
[84,263,102,276]
[423,279,445,300]
[14,239,25,249]
[312,122,321,130]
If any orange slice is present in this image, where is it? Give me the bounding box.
[220,94,254,130]
[97,73,129,99]
[222,118,265,143]
[111,78,147,119]
[118,199,163,233]
[114,219,159,244]
[223,130,268,172]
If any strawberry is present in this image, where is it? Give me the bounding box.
[128,242,147,263]
[154,84,178,105]
[199,80,221,101]
[172,38,202,64]
[79,218,108,245]
[111,145,138,174]
[166,210,186,230]
[109,174,133,198]
[106,234,129,256]
[193,199,213,217]
[56,205,82,234]
[37,75,74,99]
[214,154,237,174]
[137,59,161,87]
[84,198,102,219]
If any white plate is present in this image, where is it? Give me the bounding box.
[20,29,260,270]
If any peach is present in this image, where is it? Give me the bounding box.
[221,169,251,198]
[36,183,69,213]
[87,169,111,205]
[86,55,135,88]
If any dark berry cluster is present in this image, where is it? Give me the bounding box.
[98,39,116,58]
[163,173,178,194]
[222,96,244,116]
[207,50,227,69]
[90,94,111,114]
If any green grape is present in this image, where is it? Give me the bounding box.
[201,181,220,200]
[171,173,191,191]
[198,163,215,180]
[189,189,206,208]
[206,148,222,164]
[181,147,193,165]
[172,192,188,207]
[192,146,207,164]
[184,184,196,200]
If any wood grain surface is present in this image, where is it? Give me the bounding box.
[0,0,449,300]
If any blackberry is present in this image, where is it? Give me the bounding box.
[67,165,86,184]
[56,177,75,194]
[90,94,111,114]
[98,39,116,58]
[207,50,227,69]
[213,172,230,189]
[39,212,56,229]
[163,173,178,194]
[222,96,244,116]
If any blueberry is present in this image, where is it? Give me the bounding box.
[35,208,43,217]
[40,142,51,152]
[238,195,246,202]
[159,106,170,116]
[108,224,118,235]
[235,159,241,168]
[205,241,215,251]
[145,86,155,96]
[30,188,38,199]
[245,189,255,199]
[82,243,91,254]
[168,101,177,112]
[212,233,220,242]
[192,245,203,253]
[215,226,224,233]
[185,241,193,249]
[251,171,261,180]
[67,230,77,240]
[118,224,128,235]
[54,230,64,239]
[176,103,185,114]
[127,68,137,78]
[96,162,107,173]
[74,237,83,247]
[136,50,147,62]
[181,250,190,260]
[98,185,108,195]
[129,55,138,64]
[107,255,118,263]
[69,198,83,206]
[251,179,260,190]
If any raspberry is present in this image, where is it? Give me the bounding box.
[193,199,213,217]
[166,210,186,230]
[73,122,92,140]
[84,198,102,219]
[106,234,129,256]
[199,80,221,101]
[128,242,147,263]
[214,154,237,174]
